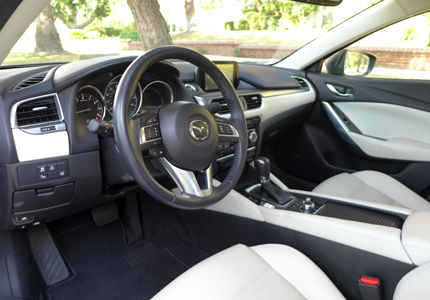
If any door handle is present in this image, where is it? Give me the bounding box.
[326,84,353,97]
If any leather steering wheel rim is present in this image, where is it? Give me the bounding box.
[113,46,247,209]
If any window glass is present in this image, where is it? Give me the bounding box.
[323,12,430,80]
[2,0,378,67]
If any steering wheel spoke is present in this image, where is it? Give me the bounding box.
[113,46,247,209]
[216,118,240,144]
[159,158,213,197]
[136,112,165,158]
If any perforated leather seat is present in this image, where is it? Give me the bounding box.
[313,171,430,211]
[152,243,430,300]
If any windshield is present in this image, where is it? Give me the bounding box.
[2,0,379,67]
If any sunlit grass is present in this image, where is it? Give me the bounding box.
[171,30,308,46]
[2,52,111,66]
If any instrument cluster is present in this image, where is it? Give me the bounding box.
[75,74,173,126]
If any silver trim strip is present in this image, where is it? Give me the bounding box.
[142,80,173,104]
[159,158,213,197]
[10,93,66,132]
[21,122,66,135]
[326,84,353,97]
[218,123,239,138]
[140,124,160,144]
[322,101,356,145]
[217,146,256,162]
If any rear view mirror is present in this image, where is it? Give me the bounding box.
[326,50,377,77]
[292,0,342,6]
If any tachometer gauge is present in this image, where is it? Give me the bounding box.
[75,86,105,126]
[104,75,142,117]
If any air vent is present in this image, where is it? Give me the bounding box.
[16,96,60,126]
[295,77,309,88]
[13,71,49,91]
[211,98,230,114]
[244,95,262,110]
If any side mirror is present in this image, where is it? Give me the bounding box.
[326,49,377,77]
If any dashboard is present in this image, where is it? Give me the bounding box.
[0,56,315,230]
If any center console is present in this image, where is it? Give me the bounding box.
[208,156,430,267]
[237,156,406,230]
[217,117,260,169]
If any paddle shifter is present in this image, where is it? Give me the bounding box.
[254,157,294,206]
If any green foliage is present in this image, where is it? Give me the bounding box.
[403,26,417,42]
[69,30,87,40]
[241,0,331,31]
[119,31,140,42]
[52,0,115,29]
[237,18,250,30]
[87,20,136,38]
[234,48,241,57]
[195,46,207,54]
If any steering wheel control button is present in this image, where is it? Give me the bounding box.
[146,115,158,125]
[189,120,210,141]
[149,148,164,158]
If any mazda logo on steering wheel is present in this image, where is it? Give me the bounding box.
[189,120,210,141]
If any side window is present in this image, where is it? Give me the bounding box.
[323,12,430,80]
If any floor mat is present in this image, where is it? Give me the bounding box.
[47,221,188,300]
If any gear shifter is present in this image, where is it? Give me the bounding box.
[254,156,294,206]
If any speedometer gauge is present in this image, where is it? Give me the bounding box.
[104,75,142,117]
[75,86,105,126]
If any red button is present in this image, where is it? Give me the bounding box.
[360,276,380,286]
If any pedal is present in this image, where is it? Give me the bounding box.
[28,223,69,286]
[124,193,144,244]
[91,202,118,227]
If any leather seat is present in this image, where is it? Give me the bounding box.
[152,243,430,300]
[152,244,345,300]
[312,171,430,211]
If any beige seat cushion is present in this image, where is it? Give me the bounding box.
[313,171,430,211]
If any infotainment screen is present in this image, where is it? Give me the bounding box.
[197,61,239,92]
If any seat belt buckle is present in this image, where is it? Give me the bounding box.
[358,276,383,300]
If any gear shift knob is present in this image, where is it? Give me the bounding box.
[255,156,270,182]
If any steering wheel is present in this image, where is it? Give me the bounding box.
[113,46,247,209]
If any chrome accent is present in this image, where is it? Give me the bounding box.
[322,101,357,145]
[10,93,66,133]
[262,202,276,209]
[21,122,66,135]
[139,124,161,144]
[326,83,353,97]
[189,120,209,141]
[218,123,239,139]
[159,158,213,197]
[291,75,311,89]
[77,85,106,121]
[217,147,255,162]
[142,80,173,104]
[194,96,209,106]
[105,75,142,117]
[185,84,197,93]
[245,183,291,209]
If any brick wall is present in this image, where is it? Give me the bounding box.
[119,39,430,71]
[350,46,430,72]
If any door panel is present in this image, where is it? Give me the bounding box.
[324,101,430,161]
[270,71,430,199]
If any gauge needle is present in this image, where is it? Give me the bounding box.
[76,108,91,114]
